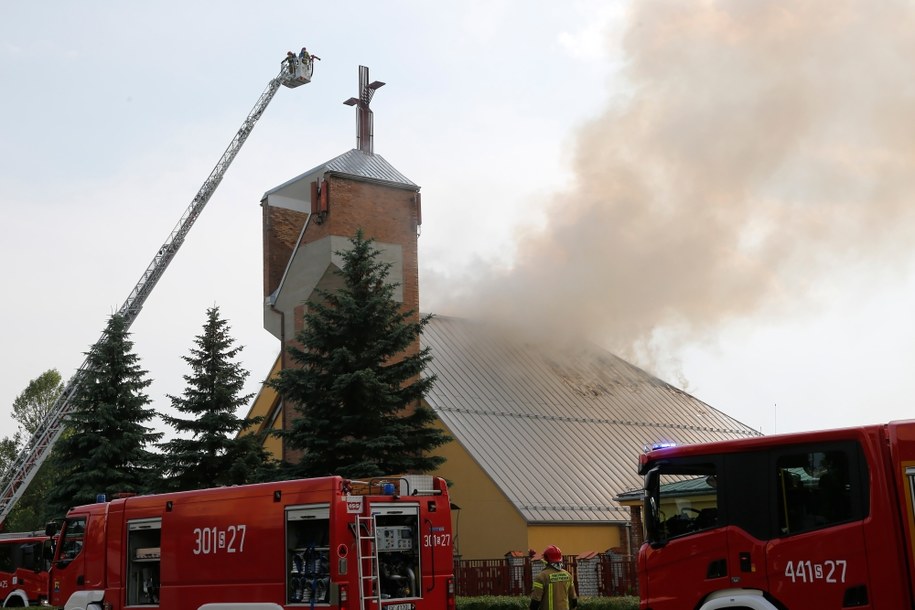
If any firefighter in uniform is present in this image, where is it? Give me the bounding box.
[530,545,578,610]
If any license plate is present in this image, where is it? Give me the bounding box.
[385,604,415,610]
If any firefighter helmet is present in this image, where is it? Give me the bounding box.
[543,545,562,563]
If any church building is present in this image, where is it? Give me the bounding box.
[246,66,759,560]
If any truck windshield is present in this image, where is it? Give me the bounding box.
[645,463,719,545]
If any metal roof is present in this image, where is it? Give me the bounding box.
[263,149,418,198]
[324,149,418,189]
[421,315,761,524]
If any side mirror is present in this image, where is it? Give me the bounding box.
[45,522,59,537]
[644,468,667,548]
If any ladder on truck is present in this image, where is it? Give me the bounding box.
[356,514,382,610]
[0,52,315,526]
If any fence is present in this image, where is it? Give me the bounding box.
[454,553,638,598]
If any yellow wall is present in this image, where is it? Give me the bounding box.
[527,524,621,557]
[431,422,529,559]
[243,355,284,459]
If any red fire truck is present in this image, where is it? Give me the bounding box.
[0,530,52,606]
[637,420,915,609]
[46,475,454,610]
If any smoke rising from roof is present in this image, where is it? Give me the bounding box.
[427,1,915,366]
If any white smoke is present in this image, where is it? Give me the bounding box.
[428,0,915,367]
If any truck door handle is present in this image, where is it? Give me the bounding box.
[77,575,84,585]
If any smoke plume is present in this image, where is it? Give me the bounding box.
[429,0,915,366]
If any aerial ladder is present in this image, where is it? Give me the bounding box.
[0,52,316,526]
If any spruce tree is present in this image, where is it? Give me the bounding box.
[270,229,449,478]
[160,306,273,490]
[47,315,161,516]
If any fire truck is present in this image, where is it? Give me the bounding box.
[0,530,52,606]
[637,420,915,609]
[46,475,455,610]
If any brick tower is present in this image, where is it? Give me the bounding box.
[256,66,422,463]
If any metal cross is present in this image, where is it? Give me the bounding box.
[343,65,385,155]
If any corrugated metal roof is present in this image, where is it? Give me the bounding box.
[262,149,418,198]
[324,149,418,189]
[421,315,761,524]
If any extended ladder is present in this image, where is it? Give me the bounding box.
[0,53,314,526]
[356,515,381,610]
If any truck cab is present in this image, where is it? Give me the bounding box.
[638,424,915,609]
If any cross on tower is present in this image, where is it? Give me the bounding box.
[343,65,385,155]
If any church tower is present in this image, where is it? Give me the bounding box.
[254,66,422,463]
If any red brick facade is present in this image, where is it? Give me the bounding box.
[302,176,420,317]
[262,205,308,298]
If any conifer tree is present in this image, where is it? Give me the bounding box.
[160,306,274,490]
[270,229,449,478]
[47,315,161,516]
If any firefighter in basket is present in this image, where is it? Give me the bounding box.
[530,545,578,610]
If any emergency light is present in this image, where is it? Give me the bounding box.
[644,442,677,452]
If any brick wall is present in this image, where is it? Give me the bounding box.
[262,205,308,298]
[301,176,419,319]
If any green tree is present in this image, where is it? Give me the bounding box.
[160,306,274,490]
[47,314,162,516]
[12,370,64,437]
[270,229,449,478]
[0,369,64,529]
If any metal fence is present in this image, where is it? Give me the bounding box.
[453,553,638,598]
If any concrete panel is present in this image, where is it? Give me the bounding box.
[265,192,310,213]
[267,235,403,344]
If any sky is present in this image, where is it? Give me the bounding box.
[2,0,915,447]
